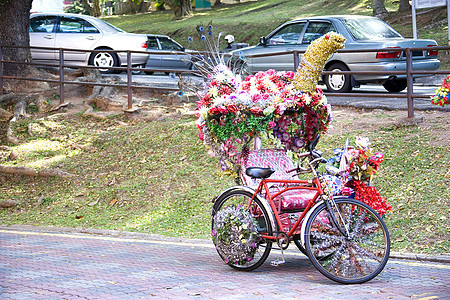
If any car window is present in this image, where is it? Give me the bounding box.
[30,16,57,33]
[58,17,99,33]
[158,37,183,51]
[341,17,402,40]
[147,37,159,49]
[267,22,306,45]
[302,22,336,44]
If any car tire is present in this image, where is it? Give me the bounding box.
[233,59,251,80]
[382,78,407,93]
[144,71,154,75]
[89,48,120,74]
[324,63,352,93]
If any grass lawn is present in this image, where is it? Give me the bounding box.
[1,103,448,255]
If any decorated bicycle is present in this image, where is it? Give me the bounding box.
[192,26,391,284]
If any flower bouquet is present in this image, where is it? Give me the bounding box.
[327,137,391,216]
[430,75,450,106]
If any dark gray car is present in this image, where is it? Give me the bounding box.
[230,15,440,93]
[144,35,192,74]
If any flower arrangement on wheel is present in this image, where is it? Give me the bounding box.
[430,74,450,106]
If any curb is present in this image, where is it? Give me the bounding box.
[1,224,449,264]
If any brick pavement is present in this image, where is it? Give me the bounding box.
[1,226,449,299]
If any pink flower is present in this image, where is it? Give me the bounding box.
[268,121,276,129]
[217,106,228,114]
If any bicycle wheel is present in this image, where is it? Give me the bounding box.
[304,198,390,284]
[212,189,273,271]
[293,236,308,256]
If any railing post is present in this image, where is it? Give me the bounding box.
[59,48,64,104]
[405,48,414,118]
[0,46,3,93]
[127,51,132,109]
[293,50,299,71]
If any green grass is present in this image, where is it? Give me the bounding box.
[1,108,449,254]
[1,0,449,254]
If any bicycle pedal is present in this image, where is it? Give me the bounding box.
[270,259,285,266]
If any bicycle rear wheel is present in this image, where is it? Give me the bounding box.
[212,189,273,271]
[304,198,390,284]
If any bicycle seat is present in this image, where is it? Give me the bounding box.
[246,167,275,179]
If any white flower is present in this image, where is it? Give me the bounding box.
[355,137,370,149]
[198,107,209,119]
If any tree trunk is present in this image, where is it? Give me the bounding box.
[0,0,33,78]
[81,0,102,17]
[373,0,388,17]
[166,0,192,19]
[398,0,411,12]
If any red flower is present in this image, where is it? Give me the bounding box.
[250,107,262,115]
[227,104,239,113]
[209,107,220,115]
[348,180,391,216]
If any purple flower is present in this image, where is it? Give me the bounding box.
[293,138,305,148]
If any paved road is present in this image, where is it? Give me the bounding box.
[111,73,449,112]
[1,226,449,299]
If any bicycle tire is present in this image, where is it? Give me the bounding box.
[211,189,273,271]
[293,237,308,256]
[304,198,390,284]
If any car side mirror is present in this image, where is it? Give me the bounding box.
[259,36,267,46]
[180,47,185,52]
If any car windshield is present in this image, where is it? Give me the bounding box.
[341,17,403,40]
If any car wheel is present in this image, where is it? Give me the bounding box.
[144,71,154,75]
[382,78,407,93]
[233,59,251,80]
[324,63,352,93]
[89,48,120,74]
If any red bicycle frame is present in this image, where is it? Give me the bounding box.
[249,176,326,241]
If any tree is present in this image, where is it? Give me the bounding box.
[0,0,34,85]
[373,0,388,17]
[80,0,102,17]
[165,0,192,19]
[398,0,411,12]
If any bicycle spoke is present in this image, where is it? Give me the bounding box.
[305,199,390,283]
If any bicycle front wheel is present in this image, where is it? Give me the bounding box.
[304,198,390,284]
[212,189,273,271]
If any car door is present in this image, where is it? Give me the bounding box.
[29,15,58,62]
[157,36,189,70]
[54,16,103,65]
[145,36,162,69]
[250,22,307,72]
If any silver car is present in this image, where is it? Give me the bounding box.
[144,35,192,75]
[230,15,440,93]
[29,13,150,73]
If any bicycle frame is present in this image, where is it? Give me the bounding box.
[249,176,326,242]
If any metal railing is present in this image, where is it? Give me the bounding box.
[0,45,449,118]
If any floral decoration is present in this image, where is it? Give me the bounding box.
[431,75,450,106]
[195,33,346,172]
[327,137,391,216]
[212,205,260,266]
